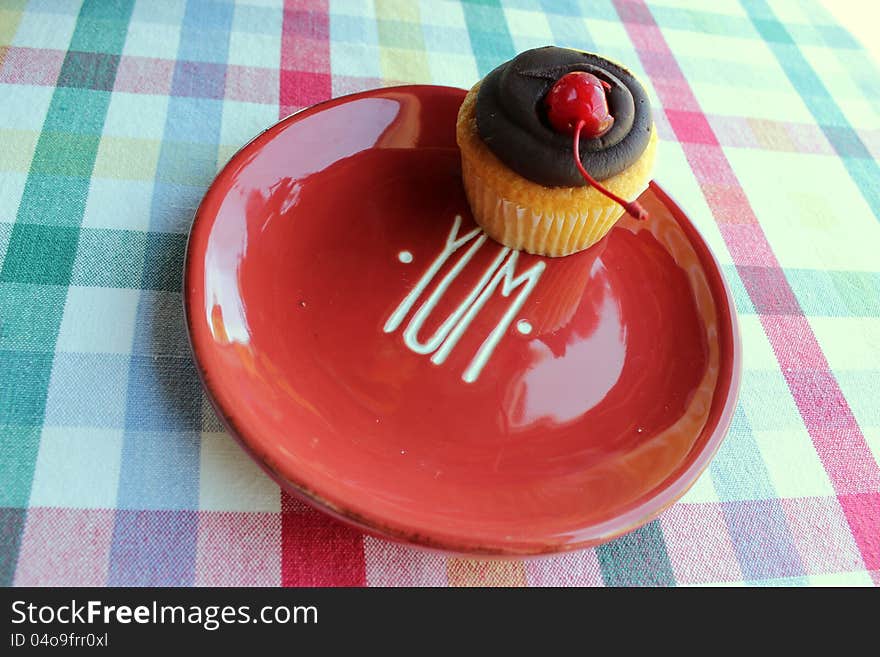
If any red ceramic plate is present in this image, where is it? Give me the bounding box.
[185,85,741,556]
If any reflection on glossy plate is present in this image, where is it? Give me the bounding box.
[184,85,741,556]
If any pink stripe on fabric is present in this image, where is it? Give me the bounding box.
[780,496,867,575]
[739,271,805,315]
[762,318,834,370]
[706,115,760,149]
[783,372,880,452]
[615,0,880,566]
[524,548,605,586]
[666,109,720,146]
[649,78,698,111]
[837,493,880,571]
[657,112,839,156]
[620,6,673,57]
[279,0,330,74]
[14,508,114,586]
[113,55,175,95]
[0,46,65,85]
[701,184,758,226]
[330,74,384,98]
[659,503,743,585]
[224,65,279,105]
[678,143,744,187]
[639,51,682,80]
[280,493,366,587]
[195,512,282,586]
[279,0,331,117]
[363,537,447,587]
[717,225,776,265]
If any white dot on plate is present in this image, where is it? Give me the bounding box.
[398,251,413,264]
[516,319,532,335]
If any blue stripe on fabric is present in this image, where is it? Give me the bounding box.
[569,0,616,21]
[162,98,227,144]
[741,0,880,222]
[800,0,880,115]
[330,12,379,46]
[177,0,236,63]
[116,431,201,510]
[709,406,778,501]
[107,510,199,586]
[721,500,808,582]
[538,0,580,17]
[109,0,234,587]
[421,23,473,56]
[543,3,596,52]
[709,407,806,581]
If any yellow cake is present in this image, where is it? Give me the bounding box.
[456,47,657,257]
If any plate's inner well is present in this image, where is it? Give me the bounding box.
[187,87,736,551]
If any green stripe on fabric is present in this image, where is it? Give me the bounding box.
[596,521,677,586]
[461,0,516,76]
[741,0,880,222]
[69,0,133,54]
[0,508,27,586]
[71,228,148,288]
[13,175,92,228]
[0,225,81,284]
[0,283,68,351]
[0,0,134,585]
[790,267,880,317]
[0,425,43,507]
[649,4,863,49]
[648,5,755,39]
[723,265,880,317]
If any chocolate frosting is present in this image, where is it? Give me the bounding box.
[475,46,653,187]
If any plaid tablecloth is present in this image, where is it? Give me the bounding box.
[1,0,878,587]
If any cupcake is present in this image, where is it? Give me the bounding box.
[456,46,657,257]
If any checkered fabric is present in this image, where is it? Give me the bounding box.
[1,0,878,587]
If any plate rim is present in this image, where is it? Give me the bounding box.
[183,84,743,557]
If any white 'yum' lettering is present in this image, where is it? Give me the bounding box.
[384,215,546,383]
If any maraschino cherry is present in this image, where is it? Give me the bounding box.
[544,72,648,221]
[545,71,615,137]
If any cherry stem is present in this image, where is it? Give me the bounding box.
[573,120,648,221]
